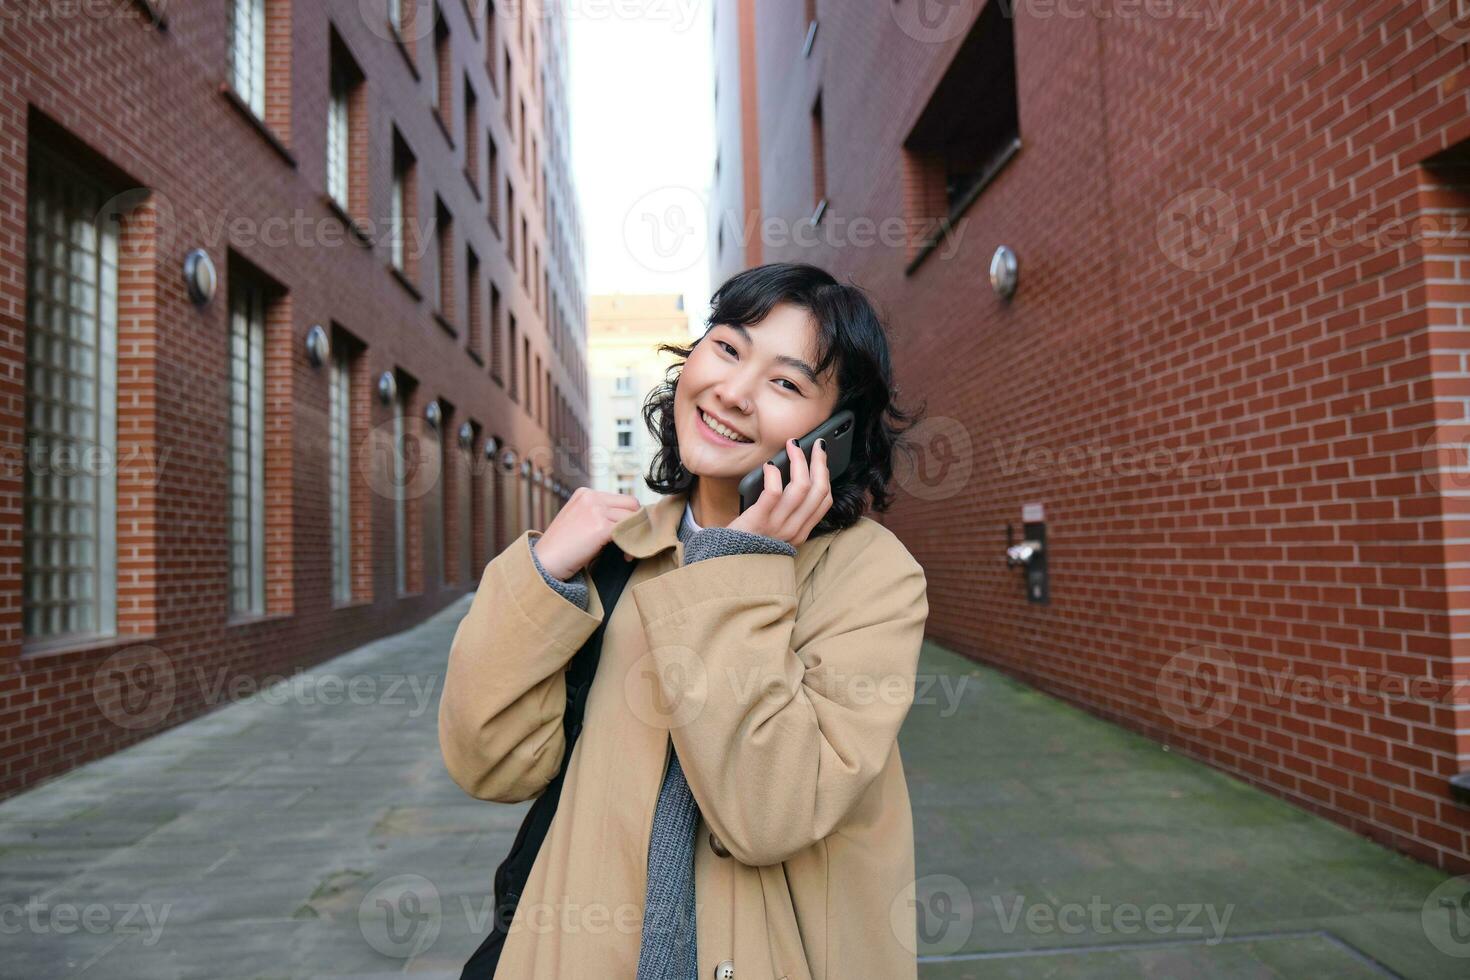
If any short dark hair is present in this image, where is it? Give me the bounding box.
[641,262,926,537]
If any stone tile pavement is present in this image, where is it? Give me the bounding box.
[0,594,1466,978]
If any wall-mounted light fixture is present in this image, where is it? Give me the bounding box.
[458,421,473,450]
[377,371,398,404]
[424,399,442,431]
[183,248,217,306]
[484,436,500,461]
[304,324,330,367]
[990,245,1019,301]
[500,448,517,472]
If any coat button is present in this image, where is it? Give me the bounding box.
[708,831,730,858]
[714,960,734,979]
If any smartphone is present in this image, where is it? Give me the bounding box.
[737,409,856,514]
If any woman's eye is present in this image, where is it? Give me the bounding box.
[776,379,800,393]
[716,341,737,356]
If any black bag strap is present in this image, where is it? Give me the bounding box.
[460,538,639,980]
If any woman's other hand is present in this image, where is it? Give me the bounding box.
[533,487,642,580]
[728,438,832,547]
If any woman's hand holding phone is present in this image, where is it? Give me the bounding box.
[533,487,642,580]
[728,438,833,547]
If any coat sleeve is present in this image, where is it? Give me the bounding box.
[438,528,604,802]
[629,524,929,867]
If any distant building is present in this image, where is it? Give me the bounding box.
[714,0,1470,873]
[588,294,692,506]
[0,0,587,798]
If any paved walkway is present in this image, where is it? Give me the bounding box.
[0,594,1465,978]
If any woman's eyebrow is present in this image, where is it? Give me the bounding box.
[725,322,819,384]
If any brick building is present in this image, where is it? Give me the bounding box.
[714,0,1470,873]
[0,0,589,798]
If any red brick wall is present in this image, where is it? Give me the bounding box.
[740,0,1470,872]
[0,0,584,798]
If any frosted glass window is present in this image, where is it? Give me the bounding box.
[329,348,353,604]
[23,148,118,641]
[230,0,267,118]
[228,275,267,616]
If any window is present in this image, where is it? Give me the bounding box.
[616,473,635,496]
[435,198,454,322]
[614,373,634,395]
[508,314,518,400]
[616,418,633,449]
[432,10,452,127]
[390,130,417,277]
[329,342,353,605]
[392,385,408,595]
[506,183,517,262]
[458,433,471,583]
[466,245,482,358]
[504,50,514,133]
[487,133,501,232]
[902,0,1019,264]
[464,76,479,192]
[520,215,528,289]
[327,34,364,214]
[490,283,502,382]
[486,2,500,93]
[23,144,119,642]
[228,270,268,617]
[810,91,826,224]
[519,98,527,170]
[230,0,267,117]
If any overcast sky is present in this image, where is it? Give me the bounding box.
[567,0,715,338]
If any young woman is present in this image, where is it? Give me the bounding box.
[440,262,931,979]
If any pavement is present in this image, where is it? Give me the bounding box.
[0,593,1465,978]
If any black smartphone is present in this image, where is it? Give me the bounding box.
[737,409,856,514]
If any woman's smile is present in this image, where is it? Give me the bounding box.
[695,407,754,448]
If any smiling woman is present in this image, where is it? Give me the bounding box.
[441,261,933,980]
[645,261,925,537]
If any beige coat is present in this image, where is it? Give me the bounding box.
[439,487,930,979]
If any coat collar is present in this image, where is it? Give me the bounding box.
[610,486,842,586]
[611,488,692,560]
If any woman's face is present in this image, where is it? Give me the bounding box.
[674,302,840,481]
